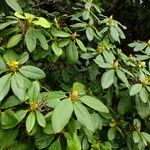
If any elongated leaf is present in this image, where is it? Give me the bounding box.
[5,0,23,13]
[110,27,120,42]
[129,84,142,96]
[7,34,22,48]
[116,69,129,87]
[1,95,21,109]
[73,102,94,131]
[1,109,19,129]
[19,65,46,79]
[19,52,29,64]
[139,88,149,103]
[48,139,61,150]
[0,74,11,101]
[32,17,52,28]
[80,96,109,113]
[11,73,26,101]
[35,29,48,50]
[36,111,46,127]
[66,42,78,64]
[101,70,115,89]
[108,128,116,141]
[52,42,63,56]
[25,28,36,52]
[51,28,70,37]
[28,81,40,102]
[76,39,87,52]
[133,131,140,143]
[86,27,94,41]
[26,112,36,133]
[0,21,17,30]
[3,50,18,62]
[52,99,73,133]
[0,56,7,74]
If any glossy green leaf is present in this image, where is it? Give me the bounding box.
[51,28,70,37]
[7,34,22,48]
[1,109,19,129]
[116,69,129,87]
[0,74,11,101]
[0,55,7,74]
[73,102,94,131]
[26,112,36,133]
[19,52,29,64]
[101,70,115,89]
[36,111,46,127]
[108,128,116,140]
[5,0,23,13]
[133,131,140,143]
[52,99,73,133]
[76,39,87,52]
[19,65,46,79]
[35,29,48,50]
[129,84,142,96]
[80,96,109,113]
[25,28,36,52]
[28,81,40,102]
[11,73,26,101]
[86,27,94,41]
[48,139,61,150]
[32,17,52,28]
[139,88,149,103]
[52,42,63,57]
[0,21,17,30]
[66,42,78,64]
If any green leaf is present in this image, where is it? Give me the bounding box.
[139,88,149,103]
[58,39,70,47]
[25,28,36,52]
[1,109,19,129]
[32,17,52,28]
[141,132,150,143]
[3,50,18,62]
[108,128,116,141]
[0,55,7,74]
[52,99,73,133]
[19,65,46,79]
[26,112,36,133]
[19,52,29,64]
[36,111,46,127]
[28,81,40,102]
[133,131,140,143]
[86,27,94,41]
[51,28,70,37]
[0,21,17,30]
[72,82,86,95]
[65,132,81,150]
[7,34,22,48]
[0,128,18,149]
[129,84,142,96]
[66,42,78,64]
[52,42,63,57]
[1,95,21,109]
[94,55,112,68]
[101,70,115,89]
[73,102,94,131]
[35,29,48,50]
[48,139,61,150]
[76,39,87,52]
[5,0,23,13]
[80,96,109,113]
[15,110,27,122]
[24,13,35,19]
[116,69,129,87]
[110,27,120,42]
[11,73,26,101]
[0,74,11,101]
[35,134,54,149]
[45,91,66,108]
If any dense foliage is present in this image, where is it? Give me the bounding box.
[0,0,150,149]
